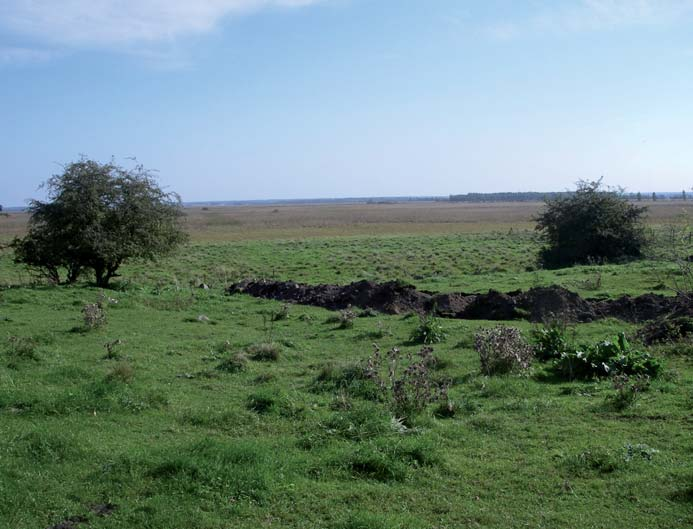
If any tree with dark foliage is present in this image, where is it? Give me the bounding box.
[535,180,647,268]
[12,158,187,287]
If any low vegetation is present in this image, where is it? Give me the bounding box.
[475,325,534,375]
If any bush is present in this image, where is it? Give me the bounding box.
[364,345,450,420]
[535,180,647,268]
[327,309,357,329]
[410,314,447,344]
[245,391,277,413]
[606,373,650,410]
[216,352,248,373]
[103,339,124,360]
[5,336,40,363]
[553,333,661,380]
[312,362,380,401]
[106,362,134,384]
[246,342,281,362]
[82,302,107,329]
[475,326,534,376]
[271,303,291,321]
[337,437,440,482]
[323,402,391,441]
[531,320,572,361]
[562,448,622,476]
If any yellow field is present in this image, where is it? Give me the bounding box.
[2,200,692,242]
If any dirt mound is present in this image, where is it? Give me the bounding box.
[593,293,693,322]
[638,316,693,345]
[230,279,431,315]
[460,290,519,320]
[517,286,597,323]
[431,291,518,320]
[228,279,693,323]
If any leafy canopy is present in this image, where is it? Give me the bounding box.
[12,158,187,287]
[535,180,647,268]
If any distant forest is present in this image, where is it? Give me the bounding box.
[449,191,686,203]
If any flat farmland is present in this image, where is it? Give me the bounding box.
[3,200,692,242]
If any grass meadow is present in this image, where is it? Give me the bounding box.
[0,201,692,529]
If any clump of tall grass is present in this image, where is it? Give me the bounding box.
[247,342,281,362]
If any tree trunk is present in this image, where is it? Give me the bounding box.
[94,262,120,288]
[93,264,107,288]
[67,264,81,284]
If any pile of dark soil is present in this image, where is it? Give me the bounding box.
[228,279,693,323]
[230,279,432,315]
[638,316,693,345]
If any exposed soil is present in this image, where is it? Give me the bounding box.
[228,279,693,323]
[638,316,693,345]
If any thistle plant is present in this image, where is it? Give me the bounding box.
[365,344,449,420]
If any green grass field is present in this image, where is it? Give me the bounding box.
[1,204,691,529]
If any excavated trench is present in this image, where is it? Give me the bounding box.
[227,279,693,323]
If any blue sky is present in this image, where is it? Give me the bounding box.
[1,0,692,206]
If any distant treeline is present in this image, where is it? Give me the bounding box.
[449,192,566,203]
[449,191,687,203]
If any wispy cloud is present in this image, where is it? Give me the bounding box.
[486,0,693,39]
[0,0,326,64]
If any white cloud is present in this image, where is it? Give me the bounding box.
[486,0,693,39]
[0,0,326,47]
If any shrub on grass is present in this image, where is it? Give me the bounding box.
[106,362,134,384]
[312,362,380,401]
[433,400,459,418]
[327,308,356,329]
[103,339,124,360]
[562,448,622,476]
[253,372,276,384]
[246,390,277,413]
[10,431,80,462]
[337,437,440,482]
[340,444,409,482]
[409,314,447,344]
[364,345,450,420]
[247,342,281,362]
[5,336,40,364]
[82,301,107,330]
[535,179,647,268]
[271,303,291,321]
[553,333,661,380]
[606,373,650,410]
[531,320,572,361]
[323,402,391,441]
[216,352,248,373]
[475,326,534,376]
[562,443,658,476]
